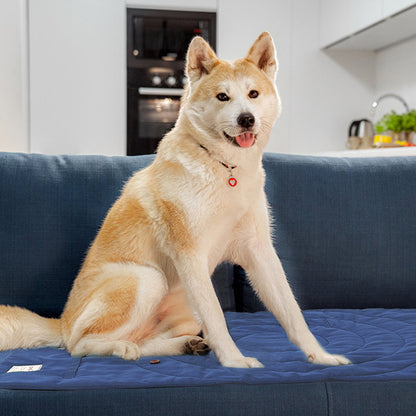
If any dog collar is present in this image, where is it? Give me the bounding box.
[200,145,238,187]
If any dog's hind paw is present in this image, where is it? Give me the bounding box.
[183,337,211,356]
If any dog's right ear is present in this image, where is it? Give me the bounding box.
[186,37,219,83]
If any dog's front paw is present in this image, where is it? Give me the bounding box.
[221,355,264,368]
[307,352,351,366]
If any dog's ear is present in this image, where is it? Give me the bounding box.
[245,32,278,81]
[186,36,219,83]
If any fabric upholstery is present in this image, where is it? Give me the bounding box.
[0,152,235,316]
[2,309,416,390]
[238,153,416,311]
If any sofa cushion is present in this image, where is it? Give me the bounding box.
[1,309,415,390]
[2,309,416,415]
[238,153,416,311]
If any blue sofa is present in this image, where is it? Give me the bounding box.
[1,151,416,415]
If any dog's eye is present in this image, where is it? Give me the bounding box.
[249,90,259,99]
[216,93,229,102]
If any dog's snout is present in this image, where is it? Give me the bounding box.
[237,113,255,128]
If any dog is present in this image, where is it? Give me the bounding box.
[0,32,350,368]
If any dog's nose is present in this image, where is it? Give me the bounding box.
[237,113,255,128]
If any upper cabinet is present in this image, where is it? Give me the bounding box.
[319,0,416,50]
[383,0,416,15]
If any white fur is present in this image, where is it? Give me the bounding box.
[0,306,62,350]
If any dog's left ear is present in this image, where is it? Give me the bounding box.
[186,36,219,83]
[245,32,278,81]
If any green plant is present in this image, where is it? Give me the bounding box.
[402,110,416,132]
[375,111,402,134]
[375,110,416,134]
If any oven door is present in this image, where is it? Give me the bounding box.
[127,87,183,155]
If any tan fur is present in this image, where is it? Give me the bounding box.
[158,199,194,252]
[0,32,350,367]
[83,277,138,336]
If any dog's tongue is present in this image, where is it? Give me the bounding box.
[236,132,255,148]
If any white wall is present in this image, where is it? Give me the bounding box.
[374,36,416,118]
[288,1,376,154]
[0,0,29,153]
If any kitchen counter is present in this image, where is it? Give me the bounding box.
[315,147,416,157]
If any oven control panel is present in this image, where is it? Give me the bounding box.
[128,67,187,90]
[149,68,187,88]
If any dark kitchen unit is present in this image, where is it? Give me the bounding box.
[127,8,216,155]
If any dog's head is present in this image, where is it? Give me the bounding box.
[181,32,281,154]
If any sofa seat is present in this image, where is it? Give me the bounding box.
[1,309,415,390]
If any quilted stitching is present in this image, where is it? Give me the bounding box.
[0,309,415,390]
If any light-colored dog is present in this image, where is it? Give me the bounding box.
[0,33,350,368]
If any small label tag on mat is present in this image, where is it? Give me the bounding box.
[7,364,42,373]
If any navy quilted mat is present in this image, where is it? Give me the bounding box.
[1,309,415,390]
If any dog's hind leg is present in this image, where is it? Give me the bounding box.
[132,287,210,357]
[64,263,168,360]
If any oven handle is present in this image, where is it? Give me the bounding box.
[138,87,184,96]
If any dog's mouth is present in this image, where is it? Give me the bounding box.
[223,131,256,148]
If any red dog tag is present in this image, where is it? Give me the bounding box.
[228,176,237,187]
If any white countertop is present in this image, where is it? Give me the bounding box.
[315,147,416,158]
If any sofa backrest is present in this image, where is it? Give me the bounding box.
[236,153,416,311]
[1,152,416,317]
[0,152,235,318]
[0,153,151,318]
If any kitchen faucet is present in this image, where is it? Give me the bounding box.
[371,93,410,119]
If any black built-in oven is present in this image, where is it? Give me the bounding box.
[127,8,216,155]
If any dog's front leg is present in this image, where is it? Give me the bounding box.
[231,198,351,366]
[174,256,263,368]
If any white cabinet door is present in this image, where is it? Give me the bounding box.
[320,0,383,48]
[349,0,383,33]
[29,0,126,155]
[319,0,352,47]
[0,0,28,152]
[320,0,416,49]
[383,0,416,17]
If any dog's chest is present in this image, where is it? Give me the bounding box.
[187,171,259,241]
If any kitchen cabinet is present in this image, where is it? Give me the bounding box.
[319,0,416,50]
[29,0,126,155]
[319,0,383,48]
[0,0,28,152]
[383,0,416,17]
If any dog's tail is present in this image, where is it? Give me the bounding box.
[0,305,63,351]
